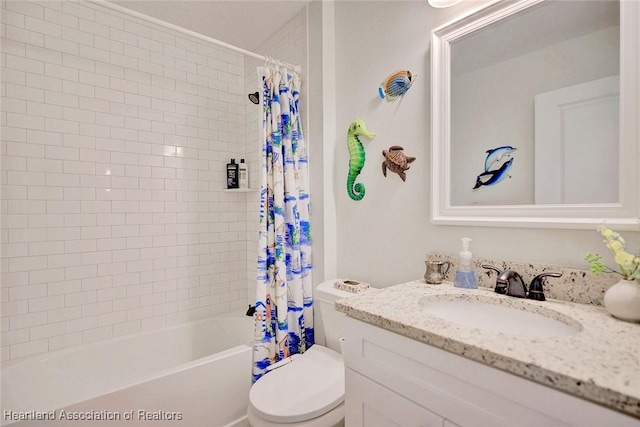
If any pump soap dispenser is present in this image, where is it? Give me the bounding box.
[454,237,477,289]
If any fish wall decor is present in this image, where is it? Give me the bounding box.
[473,146,517,189]
[378,70,415,101]
[346,119,376,201]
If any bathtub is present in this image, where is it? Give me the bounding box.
[1,314,254,427]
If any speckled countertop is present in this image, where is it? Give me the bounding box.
[336,281,640,419]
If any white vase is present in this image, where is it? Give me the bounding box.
[603,279,640,322]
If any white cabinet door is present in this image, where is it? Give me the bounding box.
[345,368,444,427]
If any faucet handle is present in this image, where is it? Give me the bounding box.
[527,272,563,301]
[482,265,507,294]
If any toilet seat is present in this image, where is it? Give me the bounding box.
[249,345,344,424]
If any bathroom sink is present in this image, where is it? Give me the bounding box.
[421,299,581,337]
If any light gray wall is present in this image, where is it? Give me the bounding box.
[331,1,639,288]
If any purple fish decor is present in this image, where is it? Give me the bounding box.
[473,146,517,189]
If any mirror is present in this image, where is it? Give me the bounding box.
[431,0,639,229]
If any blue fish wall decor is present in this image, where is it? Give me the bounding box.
[483,146,517,172]
[473,158,514,189]
[378,70,415,101]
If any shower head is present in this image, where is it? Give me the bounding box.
[248,92,259,105]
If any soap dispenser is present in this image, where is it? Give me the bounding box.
[454,237,477,289]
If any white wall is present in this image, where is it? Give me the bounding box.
[332,1,640,287]
[0,0,251,361]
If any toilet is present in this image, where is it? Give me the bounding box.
[247,279,372,427]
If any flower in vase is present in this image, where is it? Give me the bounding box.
[585,226,640,281]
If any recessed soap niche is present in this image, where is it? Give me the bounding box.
[426,253,620,306]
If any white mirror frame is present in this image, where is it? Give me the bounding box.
[431,0,640,229]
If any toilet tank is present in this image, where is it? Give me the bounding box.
[314,280,374,353]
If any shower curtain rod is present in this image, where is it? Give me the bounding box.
[94,1,302,73]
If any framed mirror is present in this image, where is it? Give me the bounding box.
[431,0,639,229]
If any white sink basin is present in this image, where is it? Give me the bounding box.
[421,299,581,337]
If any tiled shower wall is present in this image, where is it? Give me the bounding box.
[244,11,307,304]
[0,0,251,361]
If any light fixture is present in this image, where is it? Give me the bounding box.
[428,0,462,7]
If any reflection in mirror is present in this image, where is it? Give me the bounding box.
[450,1,619,206]
[430,0,640,229]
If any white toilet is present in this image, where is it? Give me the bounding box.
[248,279,371,427]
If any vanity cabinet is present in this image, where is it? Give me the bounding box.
[346,369,445,426]
[343,317,639,427]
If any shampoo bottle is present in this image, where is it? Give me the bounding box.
[226,159,239,189]
[238,159,248,189]
[454,237,477,289]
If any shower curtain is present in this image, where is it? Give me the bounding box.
[252,62,313,382]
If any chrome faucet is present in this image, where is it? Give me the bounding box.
[482,265,527,298]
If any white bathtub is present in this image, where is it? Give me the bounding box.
[1,314,254,427]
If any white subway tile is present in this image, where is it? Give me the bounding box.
[30,322,66,340]
[9,2,44,20]
[122,44,149,61]
[26,101,63,119]
[64,187,95,200]
[65,316,97,333]
[45,172,79,187]
[64,290,97,307]
[90,13,120,33]
[46,145,79,160]
[5,25,44,48]
[1,8,26,27]
[61,2,94,21]
[48,305,82,323]
[81,300,111,317]
[79,226,111,239]
[8,283,47,301]
[97,309,126,326]
[62,53,94,72]
[3,329,30,347]
[46,227,82,242]
[10,338,48,359]
[65,264,97,280]
[46,200,81,213]
[2,300,30,317]
[48,253,82,269]
[9,255,47,272]
[44,35,78,56]
[48,332,82,351]
[28,241,64,256]
[45,8,79,29]
[48,279,82,296]
[29,295,65,313]
[6,82,44,103]
[10,311,48,329]
[63,239,96,255]
[113,319,140,336]
[44,63,78,81]
[126,305,153,320]
[79,96,109,113]
[82,325,113,344]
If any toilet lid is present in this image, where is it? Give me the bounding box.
[249,345,344,423]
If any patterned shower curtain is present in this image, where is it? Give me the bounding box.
[252,63,313,382]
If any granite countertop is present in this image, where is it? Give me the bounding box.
[335,281,640,419]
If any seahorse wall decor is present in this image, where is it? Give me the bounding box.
[346,118,376,201]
